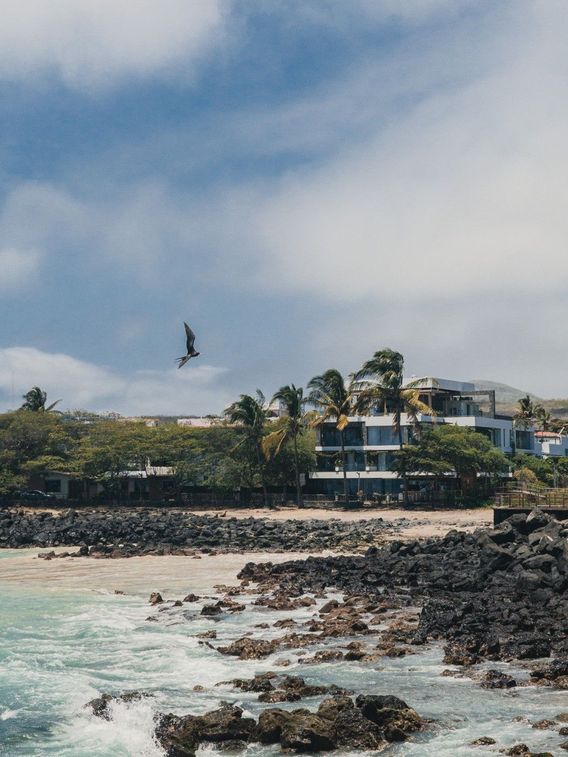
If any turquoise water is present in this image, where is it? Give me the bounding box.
[0,551,566,756]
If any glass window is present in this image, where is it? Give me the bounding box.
[320,424,340,446]
[320,422,363,447]
[366,426,406,445]
[515,430,533,450]
[345,452,365,471]
[316,454,338,472]
[366,452,379,470]
[344,423,364,446]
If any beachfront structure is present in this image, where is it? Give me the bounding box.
[29,466,176,501]
[308,377,566,498]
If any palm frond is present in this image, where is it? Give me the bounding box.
[261,428,287,460]
[336,414,349,431]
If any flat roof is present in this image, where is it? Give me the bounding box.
[403,376,476,393]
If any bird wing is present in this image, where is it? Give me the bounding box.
[184,322,196,352]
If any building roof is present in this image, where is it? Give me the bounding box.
[403,376,476,393]
[177,417,220,427]
[116,466,174,478]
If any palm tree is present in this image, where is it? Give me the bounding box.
[307,369,357,504]
[534,404,552,432]
[225,390,270,507]
[514,394,536,430]
[20,386,61,412]
[263,384,306,507]
[354,349,431,506]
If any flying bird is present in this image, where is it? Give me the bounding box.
[177,322,200,368]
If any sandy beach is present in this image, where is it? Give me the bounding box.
[0,549,320,595]
[192,506,492,539]
[0,508,491,594]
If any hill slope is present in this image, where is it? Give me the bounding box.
[470,380,541,404]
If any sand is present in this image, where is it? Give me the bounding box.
[191,506,492,539]
[0,549,331,595]
[0,508,491,595]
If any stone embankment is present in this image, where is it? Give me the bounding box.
[0,508,392,554]
[239,509,568,665]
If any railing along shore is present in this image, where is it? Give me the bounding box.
[0,489,487,510]
[495,486,568,509]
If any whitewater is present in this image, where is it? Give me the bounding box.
[0,548,566,756]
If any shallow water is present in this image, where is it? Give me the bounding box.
[0,549,566,756]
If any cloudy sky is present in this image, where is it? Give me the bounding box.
[1,0,566,414]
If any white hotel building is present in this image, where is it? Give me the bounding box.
[309,377,568,498]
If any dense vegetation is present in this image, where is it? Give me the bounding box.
[0,409,315,499]
[2,348,566,503]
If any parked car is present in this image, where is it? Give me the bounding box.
[12,490,57,501]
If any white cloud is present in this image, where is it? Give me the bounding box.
[0,347,231,415]
[302,294,568,397]
[0,180,204,285]
[0,248,40,291]
[245,11,568,302]
[0,0,227,88]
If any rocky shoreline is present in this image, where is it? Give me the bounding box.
[0,508,396,554]
[77,508,568,755]
[87,690,426,755]
[239,509,568,667]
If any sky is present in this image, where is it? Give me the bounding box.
[1,0,567,415]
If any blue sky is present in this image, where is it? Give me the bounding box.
[1,0,567,414]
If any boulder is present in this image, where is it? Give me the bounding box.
[278,711,336,752]
[86,691,151,720]
[355,695,423,741]
[478,670,517,689]
[216,637,279,659]
[156,705,257,756]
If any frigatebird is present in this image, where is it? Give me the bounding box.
[177,322,200,368]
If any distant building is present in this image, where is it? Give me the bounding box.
[30,465,176,501]
[534,430,568,457]
[309,376,568,498]
[118,417,161,427]
[177,417,220,428]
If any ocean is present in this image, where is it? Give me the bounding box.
[0,549,565,756]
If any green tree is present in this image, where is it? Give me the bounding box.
[511,453,568,488]
[264,430,316,502]
[354,348,431,505]
[172,426,242,494]
[307,369,357,504]
[394,425,509,495]
[534,404,552,431]
[20,386,61,412]
[513,466,541,489]
[69,420,151,497]
[513,394,536,430]
[225,390,270,507]
[263,384,307,507]
[0,410,76,493]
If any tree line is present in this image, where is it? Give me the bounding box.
[2,351,566,506]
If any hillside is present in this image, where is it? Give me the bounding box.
[470,380,541,404]
[471,380,568,419]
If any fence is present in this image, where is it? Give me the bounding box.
[0,489,493,511]
[494,486,568,509]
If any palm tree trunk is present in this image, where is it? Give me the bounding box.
[293,432,303,508]
[256,442,269,508]
[396,408,409,507]
[340,429,348,505]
